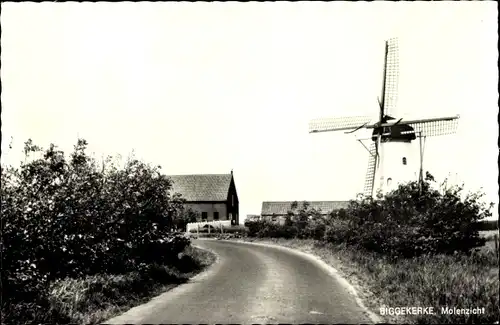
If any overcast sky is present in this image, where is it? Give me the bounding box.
[1,2,498,221]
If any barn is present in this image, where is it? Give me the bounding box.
[167,171,239,225]
[260,201,349,225]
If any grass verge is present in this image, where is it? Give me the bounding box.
[45,245,216,325]
[233,237,499,324]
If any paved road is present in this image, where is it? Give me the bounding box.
[105,239,376,324]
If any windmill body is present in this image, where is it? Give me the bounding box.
[309,38,459,199]
[373,131,418,196]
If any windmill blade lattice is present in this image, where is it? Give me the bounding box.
[383,38,399,116]
[363,143,377,197]
[402,118,459,137]
[309,116,373,133]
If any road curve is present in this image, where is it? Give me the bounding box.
[105,239,376,324]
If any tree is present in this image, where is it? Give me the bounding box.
[175,208,200,232]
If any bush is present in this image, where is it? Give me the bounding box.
[243,220,294,239]
[323,218,352,244]
[223,225,248,234]
[245,202,330,240]
[1,139,192,324]
[302,218,327,240]
[174,208,200,232]
[329,173,492,258]
[245,220,265,237]
[261,222,298,239]
[244,174,493,259]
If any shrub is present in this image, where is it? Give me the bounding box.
[333,173,492,258]
[323,218,352,244]
[1,138,192,324]
[245,202,331,240]
[223,225,248,234]
[174,208,200,232]
[243,220,295,239]
[243,174,492,259]
[245,220,264,237]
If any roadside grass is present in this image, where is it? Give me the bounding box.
[46,246,216,325]
[182,244,218,271]
[235,237,499,324]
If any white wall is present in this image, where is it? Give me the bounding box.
[376,141,419,196]
[186,220,231,232]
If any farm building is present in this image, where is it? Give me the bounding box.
[167,171,239,225]
[260,201,349,225]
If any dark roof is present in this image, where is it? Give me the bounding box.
[167,174,232,202]
[261,201,349,216]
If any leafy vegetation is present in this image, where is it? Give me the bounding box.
[246,172,493,257]
[1,139,214,324]
[242,173,498,323]
[174,208,200,232]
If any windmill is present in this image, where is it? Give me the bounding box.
[309,38,460,198]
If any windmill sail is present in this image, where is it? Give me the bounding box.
[363,143,377,197]
[403,118,459,137]
[382,38,399,117]
[309,116,373,133]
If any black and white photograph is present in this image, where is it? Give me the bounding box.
[1,2,498,324]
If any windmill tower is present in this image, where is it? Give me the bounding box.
[309,38,460,198]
